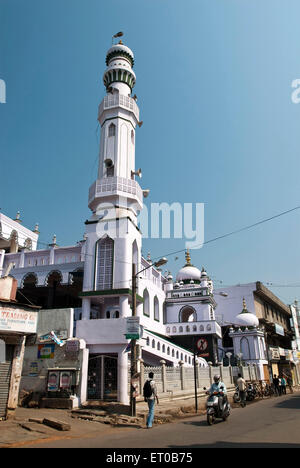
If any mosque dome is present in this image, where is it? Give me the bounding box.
[106,42,135,67]
[235,298,259,328]
[176,250,201,282]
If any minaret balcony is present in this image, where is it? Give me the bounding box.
[165,321,222,339]
[98,94,139,122]
[88,176,143,209]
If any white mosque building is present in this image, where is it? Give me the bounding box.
[0,39,269,404]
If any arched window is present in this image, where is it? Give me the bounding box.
[176,351,179,359]
[240,337,251,360]
[192,325,197,332]
[200,325,204,332]
[162,344,165,353]
[172,326,177,333]
[166,327,170,334]
[95,236,114,290]
[106,311,110,319]
[186,325,190,332]
[143,289,150,316]
[157,342,160,351]
[108,123,116,137]
[113,310,119,318]
[154,296,159,321]
[179,326,183,333]
[146,337,150,346]
[152,340,155,348]
[179,306,197,323]
[172,349,175,357]
[167,347,170,355]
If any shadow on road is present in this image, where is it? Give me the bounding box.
[274,395,300,410]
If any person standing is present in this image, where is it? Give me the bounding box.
[143,372,159,429]
[237,373,247,407]
[280,375,287,395]
[273,374,280,396]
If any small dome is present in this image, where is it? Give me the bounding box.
[176,249,201,282]
[235,298,259,328]
[106,42,134,67]
[176,265,201,282]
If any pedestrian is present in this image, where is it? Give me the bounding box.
[273,374,280,396]
[280,375,287,395]
[237,373,247,407]
[143,372,159,429]
[287,374,294,394]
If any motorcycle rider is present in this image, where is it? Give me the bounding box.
[207,375,227,414]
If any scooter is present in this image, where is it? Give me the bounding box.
[204,388,231,425]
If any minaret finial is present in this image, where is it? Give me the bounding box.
[185,249,191,266]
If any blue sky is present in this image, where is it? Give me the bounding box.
[1,0,300,305]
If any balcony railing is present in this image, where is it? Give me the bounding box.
[89,176,143,204]
[99,94,139,121]
[165,321,222,338]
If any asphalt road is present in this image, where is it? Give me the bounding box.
[24,392,300,449]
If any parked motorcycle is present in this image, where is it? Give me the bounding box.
[233,385,246,407]
[204,388,231,425]
[246,383,257,401]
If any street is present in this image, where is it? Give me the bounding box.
[21,392,300,449]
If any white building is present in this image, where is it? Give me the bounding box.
[1,40,218,406]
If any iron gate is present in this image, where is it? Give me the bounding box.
[87,354,118,401]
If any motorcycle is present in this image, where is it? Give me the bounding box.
[246,383,257,401]
[204,388,231,425]
[233,385,246,407]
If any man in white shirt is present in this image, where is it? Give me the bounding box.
[237,373,247,406]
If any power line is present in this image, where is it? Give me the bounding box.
[152,204,300,262]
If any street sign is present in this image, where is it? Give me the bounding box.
[196,337,208,352]
[126,317,140,340]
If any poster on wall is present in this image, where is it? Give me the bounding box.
[60,371,72,389]
[38,344,55,359]
[48,371,59,391]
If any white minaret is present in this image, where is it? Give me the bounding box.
[82,39,143,323]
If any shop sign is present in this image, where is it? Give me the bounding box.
[0,307,38,334]
[275,324,285,336]
[269,347,280,360]
[38,343,55,359]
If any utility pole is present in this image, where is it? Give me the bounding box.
[130,262,138,417]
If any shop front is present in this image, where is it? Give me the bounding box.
[0,277,39,419]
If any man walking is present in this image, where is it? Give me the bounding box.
[280,375,287,395]
[143,372,159,429]
[237,373,247,407]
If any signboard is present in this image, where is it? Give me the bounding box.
[65,340,80,360]
[196,338,209,357]
[0,307,38,334]
[38,344,55,359]
[275,324,285,337]
[39,330,68,343]
[29,361,39,376]
[126,317,140,340]
[269,346,280,361]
